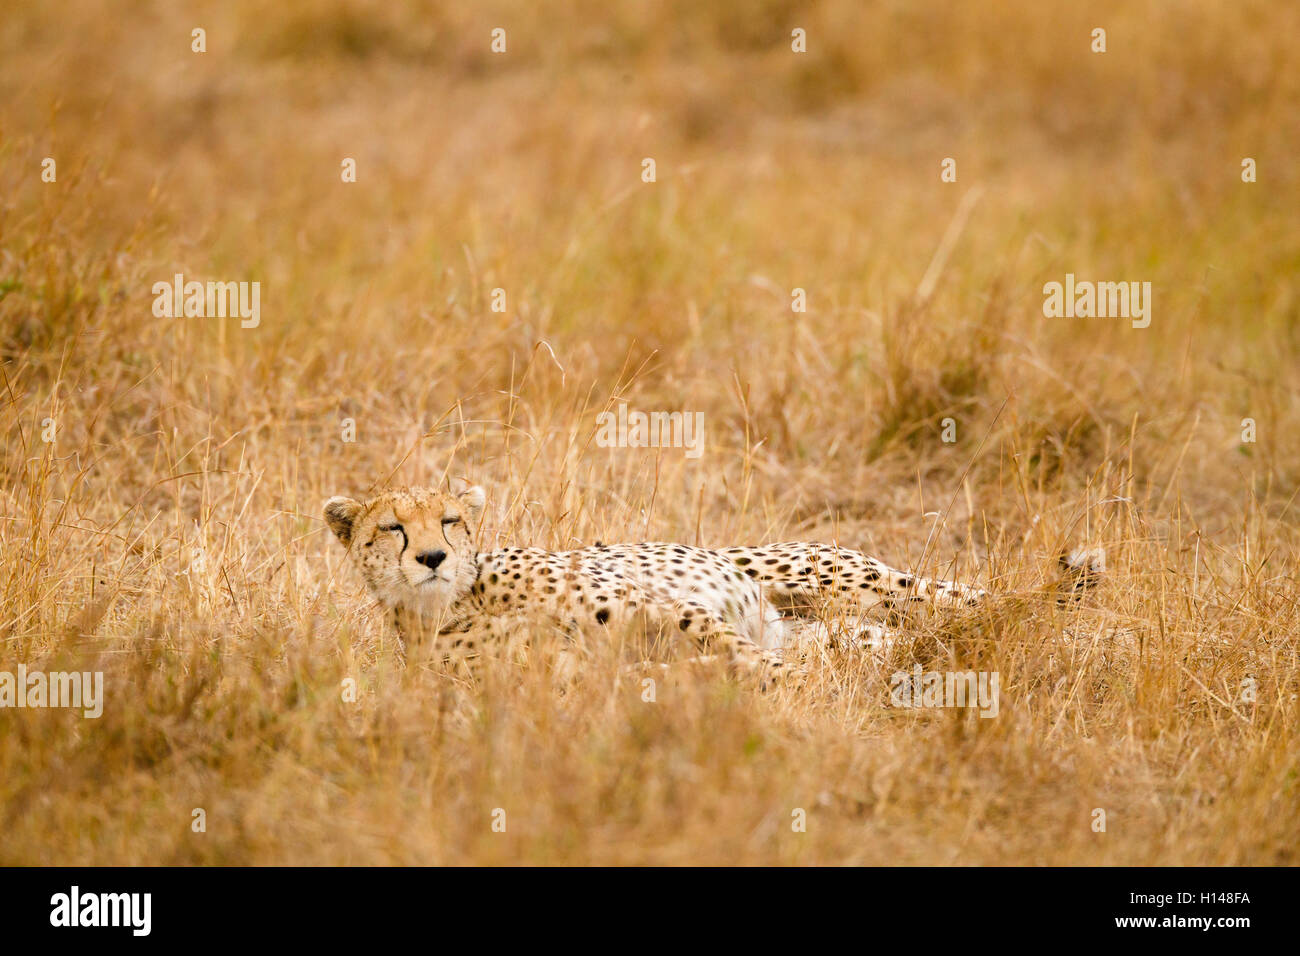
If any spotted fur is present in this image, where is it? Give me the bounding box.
[324,486,1097,688]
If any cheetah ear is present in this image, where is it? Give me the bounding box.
[323,496,363,547]
[456,485,486,525]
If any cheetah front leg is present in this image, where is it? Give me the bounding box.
[391,605,536,666]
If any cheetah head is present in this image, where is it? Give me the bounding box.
[323,485,485,615]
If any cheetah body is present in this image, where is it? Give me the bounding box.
[462,541,982,649]
[323,486,993,683]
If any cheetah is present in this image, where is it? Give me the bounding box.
[323,485,1103,688]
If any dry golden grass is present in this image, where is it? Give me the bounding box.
[1,0,1298,864]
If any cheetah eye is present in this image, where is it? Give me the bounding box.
[378,522,404,534]
[441,516,461,527]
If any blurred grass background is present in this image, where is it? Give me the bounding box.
[0,0,1297,863]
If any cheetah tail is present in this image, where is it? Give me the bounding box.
[1058,546,1106,600]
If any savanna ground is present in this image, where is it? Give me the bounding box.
[1,0,1298,865]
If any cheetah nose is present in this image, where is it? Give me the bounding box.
[416,549,447,571]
